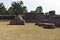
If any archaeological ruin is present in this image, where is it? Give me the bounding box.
[23,11,60,27]
[10,15,25,25]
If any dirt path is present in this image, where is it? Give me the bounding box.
[0,22,60,40]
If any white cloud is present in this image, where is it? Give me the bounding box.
[0,0,60,14]
[23,0,60,14]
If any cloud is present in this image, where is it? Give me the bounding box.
[0,0,60,14]
[23,0,60,14]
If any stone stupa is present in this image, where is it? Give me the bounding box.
[10,14,25,25]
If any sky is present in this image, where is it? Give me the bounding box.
[0,0,60,15]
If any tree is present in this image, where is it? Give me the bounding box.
[35,6,43,13]
[0,3,6,15]
[19,1,23,5]
[7,7,15,15]
[8,1,28,15]
[23,6,28,13]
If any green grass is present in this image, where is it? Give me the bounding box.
[0,21,60,40]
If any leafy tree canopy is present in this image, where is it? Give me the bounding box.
[0,3,6,15]
[7,1,28,15]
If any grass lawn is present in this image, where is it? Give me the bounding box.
[0,21,60,40]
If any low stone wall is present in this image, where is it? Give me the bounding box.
[0,15,15,20]
[23,13,44,22]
